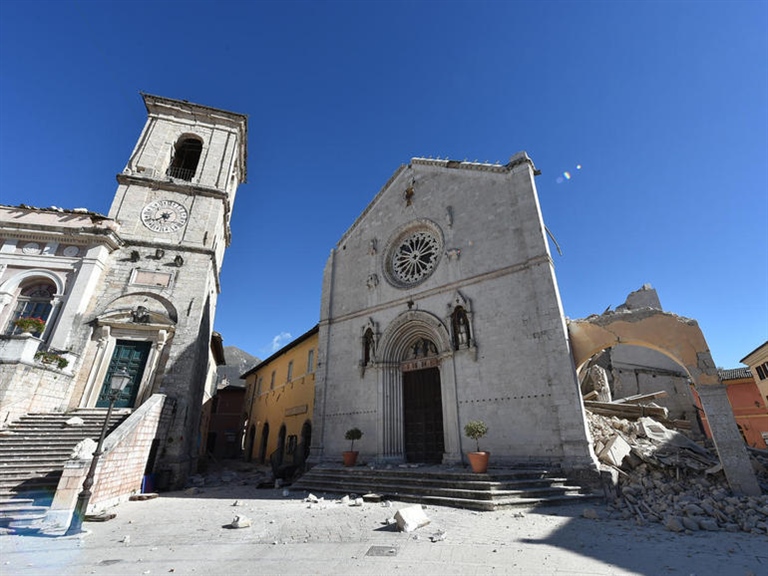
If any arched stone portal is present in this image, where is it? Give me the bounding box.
[376,310,461,464]
[569,310,760,496]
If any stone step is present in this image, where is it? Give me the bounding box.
[0,490,55,505]
[292,465,600,511]
[0,460,65,474]
[0,410,130,509]
[0,471,61,485]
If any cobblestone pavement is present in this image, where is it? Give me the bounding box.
[2,481,767,576]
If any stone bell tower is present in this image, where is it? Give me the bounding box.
[76,94,248,487]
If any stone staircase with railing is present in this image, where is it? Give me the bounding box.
[292,463,602,511]
[0,409,130,531]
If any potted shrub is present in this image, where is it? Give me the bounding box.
[343,427,363,467]
[464,420,489,473]
[13,316,46,335]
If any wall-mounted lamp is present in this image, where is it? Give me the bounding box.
[155,248,165,259]
[130,250,140,262]
[174,255,184,267]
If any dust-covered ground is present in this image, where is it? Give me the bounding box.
[2,461,766,576]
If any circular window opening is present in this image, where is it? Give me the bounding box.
[384,221,443,288]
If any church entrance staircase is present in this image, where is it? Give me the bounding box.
[0,409,129,531]
[292,464,601,511]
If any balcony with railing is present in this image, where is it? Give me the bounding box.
[166,166,195,181]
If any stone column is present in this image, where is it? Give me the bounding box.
[698,384,761,496]
[379,364,403,462]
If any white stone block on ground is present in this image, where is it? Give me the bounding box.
[230,515,251,529]
[394,505,431,532]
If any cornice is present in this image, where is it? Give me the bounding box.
[116,173,229,201]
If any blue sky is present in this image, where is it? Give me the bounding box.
[1,1,766,367]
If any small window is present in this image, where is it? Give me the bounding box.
[307,349,315,373]
[256,376,263,395]
[167,136,202,181]
[287,360,293,382]
[270,371,276,390]
[757,363,768,381]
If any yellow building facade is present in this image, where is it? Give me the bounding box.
[242,326,318,473]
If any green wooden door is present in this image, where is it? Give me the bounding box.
[97,340,151,408]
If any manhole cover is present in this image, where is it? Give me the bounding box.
[366,546,398,557]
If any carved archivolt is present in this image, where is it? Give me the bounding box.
[378,309,453,363]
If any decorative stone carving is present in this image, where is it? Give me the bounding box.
[131,305,150,324]
[359,318,378,377]
[366,273,379,290]
[22,242,41,255]
[383,220,444,289]
[447,291,477,358]
[445,248,461,261]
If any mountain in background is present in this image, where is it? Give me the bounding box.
[217,346,260,389]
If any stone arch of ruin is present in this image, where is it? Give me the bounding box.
[569,309,719,388]
[568,309,760,496]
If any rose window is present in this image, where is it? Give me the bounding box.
[384,222,443,288]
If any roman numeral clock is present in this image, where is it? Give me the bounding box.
[140,200,189,233]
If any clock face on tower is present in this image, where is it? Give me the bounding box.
[141,200,188,233]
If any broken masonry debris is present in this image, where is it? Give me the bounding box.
[394,504,431,532]
[229,515,251,529]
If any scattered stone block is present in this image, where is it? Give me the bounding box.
[699,519,719,531]
[582,508,600,520]
[129,493,158,501]
[65,416,85,426]
[230,515,251,529]
[681,517,700,531]
[665,517,684,532]
[363,493,382,502]
[394,505,431,533]
[71,438,97,460]
[430,530,446,542]
[683,504,705,516]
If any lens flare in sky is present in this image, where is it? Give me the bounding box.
[556,164,582,184]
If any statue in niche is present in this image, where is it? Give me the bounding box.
[131,305,150,324]
[363,328,375,366]
[451,306,471,350]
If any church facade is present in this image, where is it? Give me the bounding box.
[312,154,596,472]
[0,94,247,487]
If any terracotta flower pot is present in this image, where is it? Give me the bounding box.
[467,451,490,473]
[342,451,359,467]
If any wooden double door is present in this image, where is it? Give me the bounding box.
[403,367,444,463]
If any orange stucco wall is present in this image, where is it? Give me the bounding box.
[693,377,768,449]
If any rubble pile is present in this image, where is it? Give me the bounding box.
[587,411,768,534]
